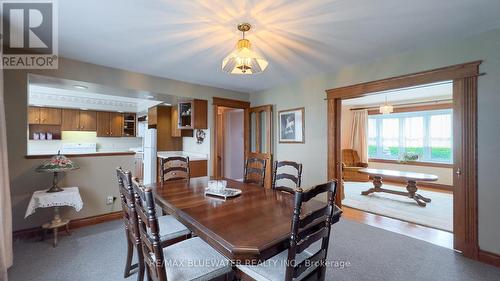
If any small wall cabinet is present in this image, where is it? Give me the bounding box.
[123,113,136,137]
[28,107,61,125]
[61,109,97,131]
[97,112,124,137]
[177,99,207,130]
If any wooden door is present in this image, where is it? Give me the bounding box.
[61,109,80,131]
[96,111,110,137]
[28,106,40,124]
[246,105,273,188]
[110,112,124,137]
[79,110,97,131]
[39,108,61,125]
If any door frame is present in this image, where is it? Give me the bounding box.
[212,97,250,179]
[325,61,482,259]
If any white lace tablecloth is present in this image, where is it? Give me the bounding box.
[25,187,83,218]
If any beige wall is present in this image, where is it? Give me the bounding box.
[250,28,500,254]
[4,58,248,231]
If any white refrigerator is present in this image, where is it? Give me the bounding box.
[143,128,157,185]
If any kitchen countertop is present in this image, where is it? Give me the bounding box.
[157,151,208,161]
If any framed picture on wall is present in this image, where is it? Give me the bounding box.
[278,107,305,143]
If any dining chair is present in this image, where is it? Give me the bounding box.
[272,161,303,194]
[133,180,233,281]
[237,180,339,281]
[160,156,190,182]
[117,168,191,281]
[244,156,267,187]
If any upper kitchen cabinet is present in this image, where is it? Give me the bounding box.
[177,99,207,129]
[28,106,61,125]
[148,106,158,128]
[123,113,136,137]
[61,109,97,131]
[97,111,124,137]
[147,105,182,151]
[171,106,193,137]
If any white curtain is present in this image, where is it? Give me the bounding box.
[350,109,368,163]
[0,70,13,280]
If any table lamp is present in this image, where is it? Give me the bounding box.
[36,151,80,193]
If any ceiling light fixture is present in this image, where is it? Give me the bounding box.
[222,23,268,75]
[73,85,88,90]
[379,96,394,115]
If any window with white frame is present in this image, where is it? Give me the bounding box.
[368,109,453,163]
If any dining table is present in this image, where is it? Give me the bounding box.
[148,176,341,263]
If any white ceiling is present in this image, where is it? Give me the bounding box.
[54,0,500,93]
[342,81,453,107]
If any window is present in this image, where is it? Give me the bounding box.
[368,109,452,163]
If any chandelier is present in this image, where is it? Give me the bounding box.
[222,23,269,75]
[379,96,394,114]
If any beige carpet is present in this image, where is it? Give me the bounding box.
[343,181,453,232]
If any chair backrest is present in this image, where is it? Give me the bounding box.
[132,177,168,281]
[285,180,338,281]
[272,161,303,194]
[244,156,267,187]
[342,149,360,167]
[160,156,190,182]
[116,167,138,240]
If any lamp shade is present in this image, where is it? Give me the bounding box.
[222,39,269,75]
[36,152,80,173]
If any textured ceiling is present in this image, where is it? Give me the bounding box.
[55,0,500,93]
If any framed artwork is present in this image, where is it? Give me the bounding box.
[278,107,305,143]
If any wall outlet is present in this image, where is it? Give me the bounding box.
[106,196,116,205]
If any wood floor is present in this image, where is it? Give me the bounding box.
[342,206,454,249]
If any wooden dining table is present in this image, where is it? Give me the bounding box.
[148,176,340,263]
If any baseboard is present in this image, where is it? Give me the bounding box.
[478,250,500,267]
[13,211,122,240]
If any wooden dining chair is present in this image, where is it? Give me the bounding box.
[117,168,191,281]
[133,180,233,281]
[244,156,267,187]
[160,156,190,182]
[237,180,339,281]
[272,161,303,194]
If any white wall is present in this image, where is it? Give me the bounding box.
[250,28,500,254]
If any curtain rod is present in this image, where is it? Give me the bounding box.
[350,98,452,111]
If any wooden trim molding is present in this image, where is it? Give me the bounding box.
[367,103,452,115]
[368,158,453,168]
[13,211,122,239]
[478,250,500,267]
[212,97,250,108]
[326,61,481,99]
[25,151,135,159]
[326,61,481,262]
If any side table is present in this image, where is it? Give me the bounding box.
[25,187,83,247]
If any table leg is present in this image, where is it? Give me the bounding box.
[53,227,58,248]
[361,176,383,195]
[406,180,432,207]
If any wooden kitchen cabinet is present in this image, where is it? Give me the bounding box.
[148,106,158,128]
[96,111,111,137]
[97,111,123,137]
[28,107,40,124]
[189,160,208,177]
[61,109,97,131]
[134,153,144,180]
[110,112,124,137]
[171,106,192,137]
[177,99,207,130]
[150,106,182,151]
[28,106,61,125]
[40,108,62,125]
[79,110,97,131]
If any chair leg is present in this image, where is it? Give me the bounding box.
[137,244,145,281]
[124,236,134,278]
